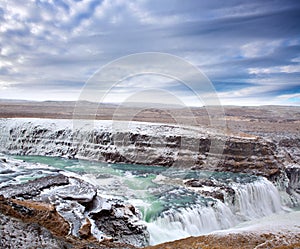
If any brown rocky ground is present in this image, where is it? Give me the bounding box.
[0,100,299,135]
[0,195,137,249]
[1,195,299,249]
[1,100,299,248]
[0,195,70,237]
[145,233,300,249]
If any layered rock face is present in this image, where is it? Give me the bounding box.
[278,138,300,164]
[0,117,299,248]
[0,118,285,178]
[285,165,300,205]
[1,118,298,206]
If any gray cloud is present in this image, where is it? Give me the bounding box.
[0,0,299,105]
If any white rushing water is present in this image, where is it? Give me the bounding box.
[0,154,286,245]
[147,201,236,245]
[146,177,283,245]
[231,178,282,219]
[0,118,296,246]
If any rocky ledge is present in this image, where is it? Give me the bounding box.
[0,118,289,178]
[0,174,149,248]
[184,178,236,203]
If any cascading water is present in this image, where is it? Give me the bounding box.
[145,177,282,245]
[1,155,285,245]
[230,178,282,219]
[0,118,293,246]
[147,201,236,245]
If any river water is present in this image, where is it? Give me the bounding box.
[0,155,286,245]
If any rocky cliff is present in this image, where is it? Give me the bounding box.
[0,118,287,178]
[1,118,298,206]
[0,117,299,248]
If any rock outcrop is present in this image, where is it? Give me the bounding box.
[0,195,70,237]
[0,119,286,178]
[0,212,137,249]
[184,178,235,203]
[0,173,149,248]
[0,174,69,199]
[0,212,69,249]
[3,119,298,207]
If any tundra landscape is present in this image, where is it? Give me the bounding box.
[1,1,300,248]
[0,100,299,248]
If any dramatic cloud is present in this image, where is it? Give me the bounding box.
[0,0,299,105]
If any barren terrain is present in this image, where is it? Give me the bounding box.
[0,99,299,248]
[1,99,299,136]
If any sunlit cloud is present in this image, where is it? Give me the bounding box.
[249,65,300,74]
[0,0,299,105]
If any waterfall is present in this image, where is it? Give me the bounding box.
[230,178,282,219]
[147,201,236,245]
[0,118,288,246]
[146,177,282,245]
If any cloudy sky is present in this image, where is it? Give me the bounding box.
[0,0,300,106]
